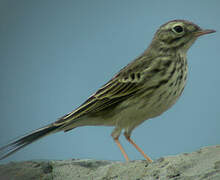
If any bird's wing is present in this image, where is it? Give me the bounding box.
[54,68,145,126]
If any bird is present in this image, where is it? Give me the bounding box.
[0,19,215,162]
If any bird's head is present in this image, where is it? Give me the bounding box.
[151,20,215,52]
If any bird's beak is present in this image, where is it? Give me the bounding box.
[194,29,216,37]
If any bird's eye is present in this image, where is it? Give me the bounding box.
[172,25,184,33]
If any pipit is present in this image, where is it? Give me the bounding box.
[0,20,215,162]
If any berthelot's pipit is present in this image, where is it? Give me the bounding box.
[0,20,215,162]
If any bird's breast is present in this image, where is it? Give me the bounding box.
[114,55,188,130]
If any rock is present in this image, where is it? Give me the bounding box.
[0,145,220,180]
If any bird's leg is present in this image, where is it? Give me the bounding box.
[113,137,130,162]
[124,132,153,162]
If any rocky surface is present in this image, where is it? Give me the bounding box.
[0,145,220,180]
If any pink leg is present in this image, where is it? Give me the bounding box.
[113,137,130,161]
[124,133,152,162]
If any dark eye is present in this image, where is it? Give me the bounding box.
[172,25,184,33]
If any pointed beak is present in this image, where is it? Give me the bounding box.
[194,29,216,37]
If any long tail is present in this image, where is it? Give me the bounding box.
[0,124,62,160]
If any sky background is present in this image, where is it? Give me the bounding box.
[0,0,220,164]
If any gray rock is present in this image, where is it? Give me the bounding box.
[0,145,220,180]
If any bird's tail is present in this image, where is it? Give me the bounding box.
[0,123,62,160]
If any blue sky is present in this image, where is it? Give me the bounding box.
[0,0,220,163]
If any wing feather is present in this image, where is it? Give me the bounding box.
[53,54,157,126]
[54,74,143,125]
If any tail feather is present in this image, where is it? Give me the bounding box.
[0,124,61,160]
